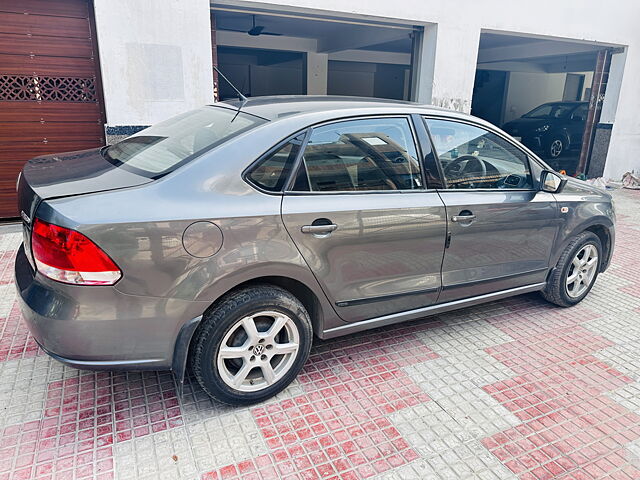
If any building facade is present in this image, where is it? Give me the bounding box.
[1,0,638,217]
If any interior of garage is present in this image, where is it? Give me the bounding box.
[471,32,612,176]
[216,46,305,98]
[212,8,415,101]
[211,9,620,178]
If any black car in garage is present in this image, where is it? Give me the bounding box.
[502,101,588,159]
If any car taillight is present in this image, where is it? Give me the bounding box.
[31,219,121,285]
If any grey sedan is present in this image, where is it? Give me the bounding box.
[15,96,615,405]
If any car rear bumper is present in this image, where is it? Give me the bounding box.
[15,244,208,371]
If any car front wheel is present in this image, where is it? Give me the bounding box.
[190,285,313,405]
[546,136,565,158]
[542,231,602,307]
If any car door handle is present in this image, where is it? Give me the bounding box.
[451,214,476,222]
[301,224,338,234]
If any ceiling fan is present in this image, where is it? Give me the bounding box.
[225,14,282,36]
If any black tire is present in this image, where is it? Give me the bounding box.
[546,136,565,159]
[541,231,602,307]
[190,285,313,405]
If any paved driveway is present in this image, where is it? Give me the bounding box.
[1,188,639,480]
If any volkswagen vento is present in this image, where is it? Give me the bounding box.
[15,96,615,405]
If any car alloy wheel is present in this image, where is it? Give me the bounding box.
[550,139,563,158]
[216,310,300,392]
[565,244,598,298]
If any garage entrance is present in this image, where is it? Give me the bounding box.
[0,0,105,218]
[211,7,416,102]
[472,32,615,176]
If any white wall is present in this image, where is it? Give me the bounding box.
[307,52,328,95]
[604,48,638,178]
[93,0,214,126]
[503,72,567,122]
[579,71,594,101]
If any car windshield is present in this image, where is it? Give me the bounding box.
[102,106,267,177]
[523,103,576,119]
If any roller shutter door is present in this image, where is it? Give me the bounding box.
[0,0,105,217]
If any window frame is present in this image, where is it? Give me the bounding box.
[570,104,588,122]
[242,129,311,195]
[422,115,543,192]
[284,114,430,196]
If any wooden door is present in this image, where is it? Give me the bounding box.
[0,0,105,217]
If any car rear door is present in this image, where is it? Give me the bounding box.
[424,117,560,303]
[281,116,447,323]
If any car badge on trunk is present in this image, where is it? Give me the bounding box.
[20,211,31,225]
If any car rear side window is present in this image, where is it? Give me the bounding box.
[571,104,588,121]
[246,134,305,192]
[291,117,422,192]
[102,106,267,178]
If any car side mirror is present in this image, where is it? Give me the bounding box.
[540,170,567,193]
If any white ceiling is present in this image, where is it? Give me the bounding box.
[478,33,604,72]
[213,10,413,53]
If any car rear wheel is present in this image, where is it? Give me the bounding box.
[541,231,602,307]
[190,285,312,405]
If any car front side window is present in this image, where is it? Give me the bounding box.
[425,118,533,190]
[291,117,423,192]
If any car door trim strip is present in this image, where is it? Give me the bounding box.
[335,286,441,307]
[322,282,546,338]
[441,267,549,290]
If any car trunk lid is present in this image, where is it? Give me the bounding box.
[19,147,153,223]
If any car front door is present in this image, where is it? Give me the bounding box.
[424,117,560,303]
[281,116,447,322]
[567,103,588,147]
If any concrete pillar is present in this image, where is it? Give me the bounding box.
[593,48,627,178]
[600,49,626,124]
[306,52,329,95]
[412,23,480,113]
[93,0,214,131]
[604,44,640,179]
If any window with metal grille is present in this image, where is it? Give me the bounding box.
[0,75,96,102]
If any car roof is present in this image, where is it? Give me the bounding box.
[539,101,588,107]
[216,95,452,121]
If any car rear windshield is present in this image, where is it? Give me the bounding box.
[523,104,575,119]
[102,106,267,178]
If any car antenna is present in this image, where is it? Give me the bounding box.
[214,66,247,103]
[213,65,248,122]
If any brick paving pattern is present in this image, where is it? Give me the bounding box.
[0,188,639,479]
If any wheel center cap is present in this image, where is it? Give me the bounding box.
[253,344,265,356]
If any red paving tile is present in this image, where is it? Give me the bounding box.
[1,371,182,480]
[0,249,16,286]
[0,301,42,362]
[200,328,436,479]
[483,326,640,479]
